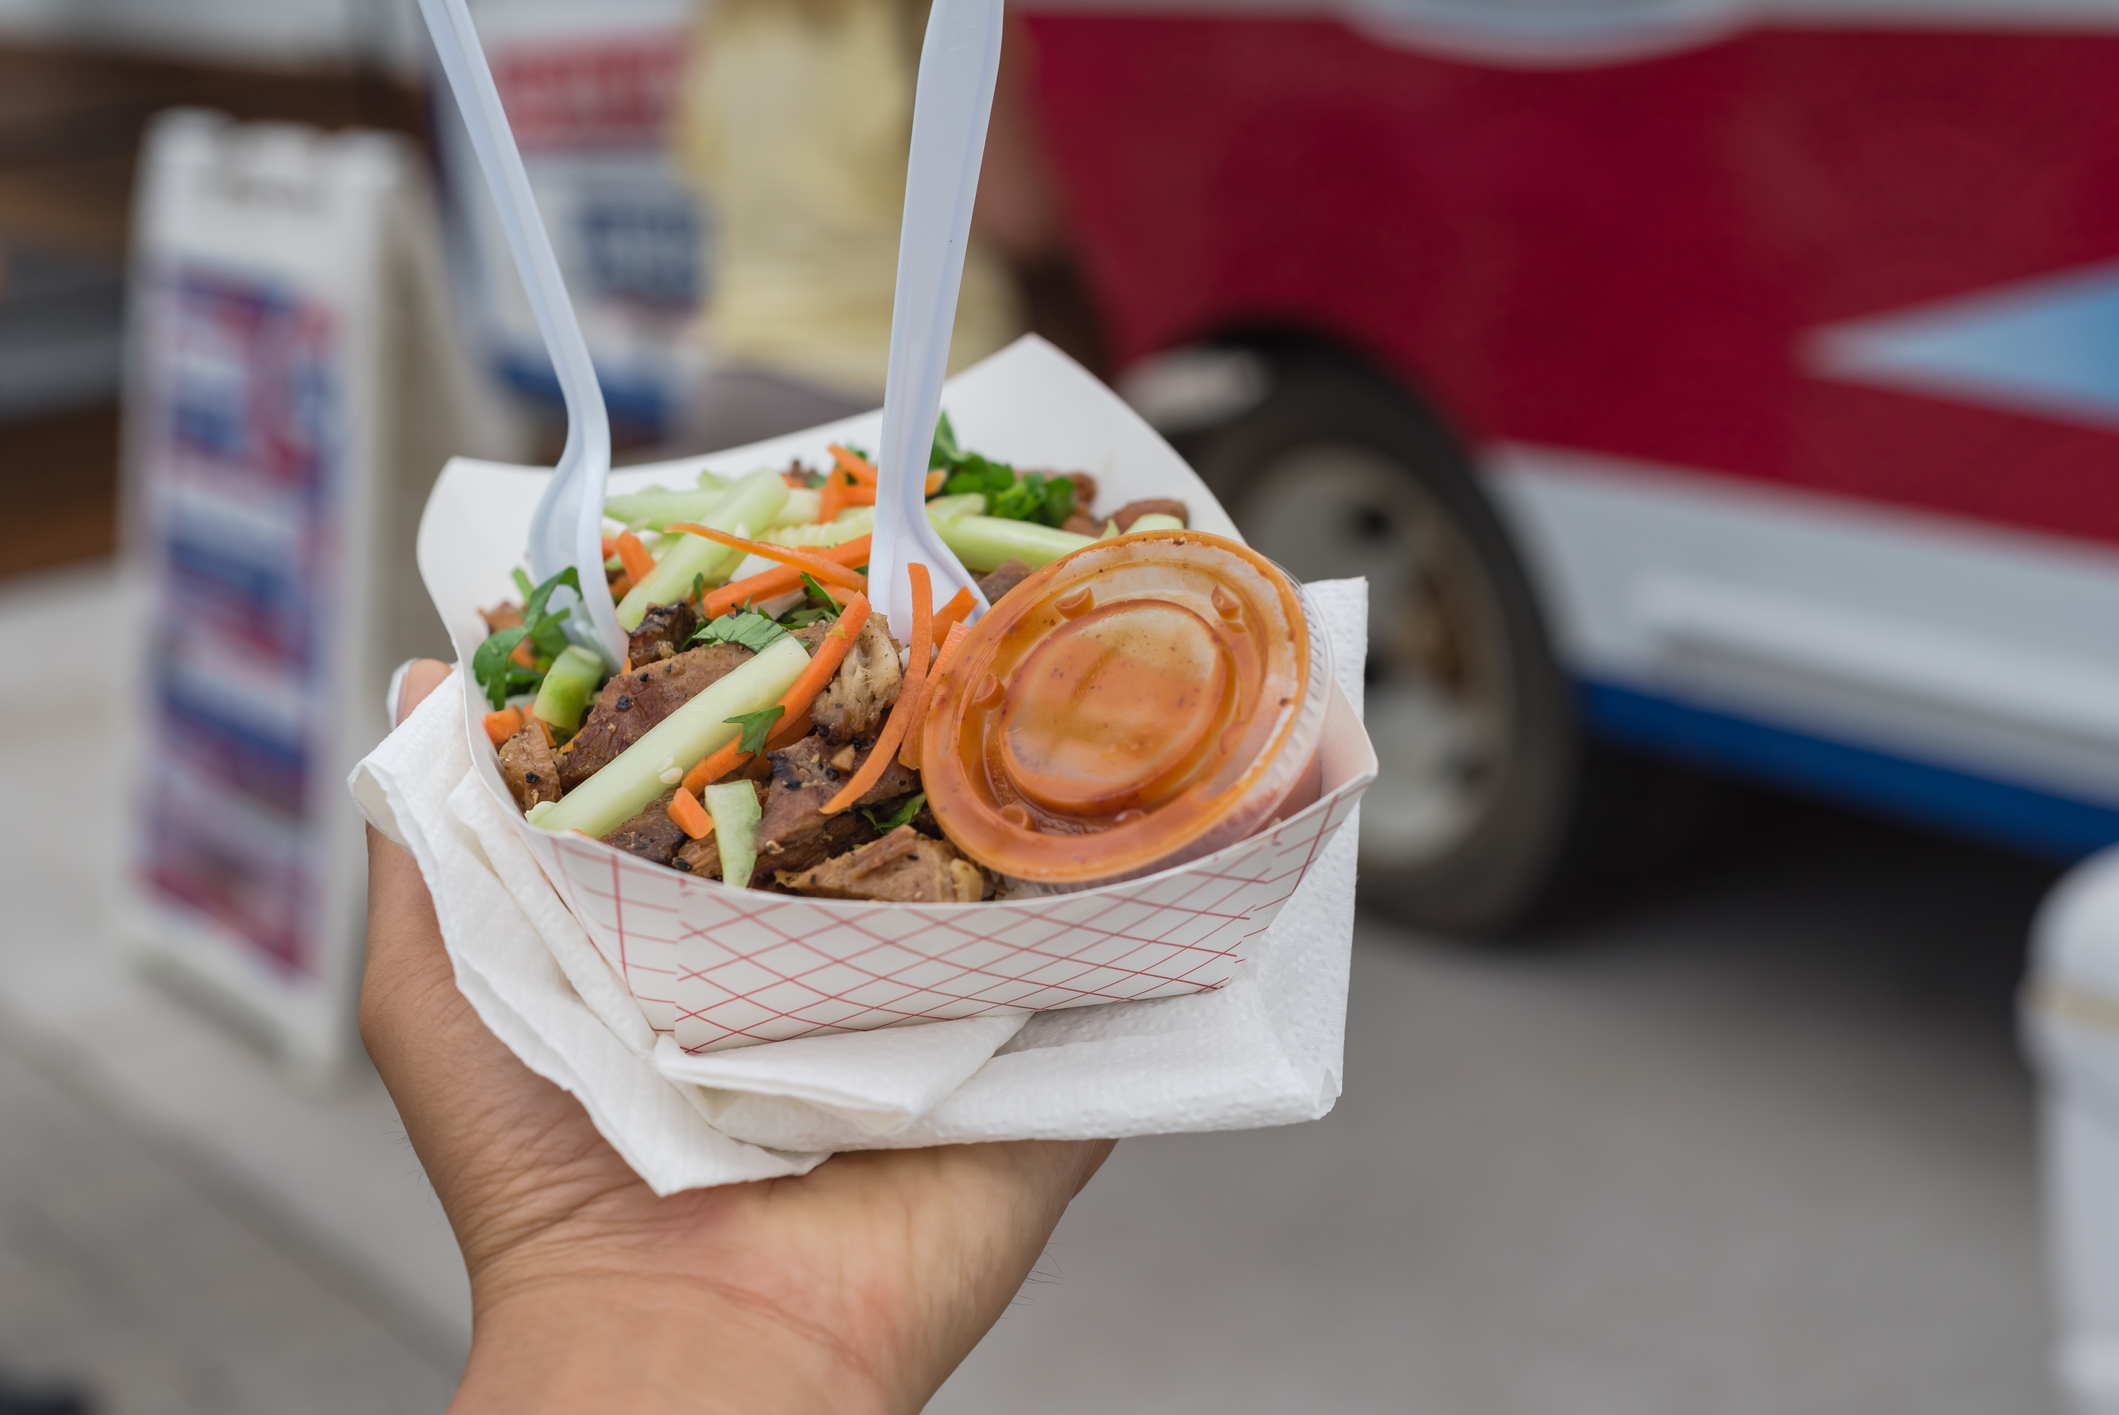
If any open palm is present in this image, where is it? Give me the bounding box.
[364,661,1112,1414]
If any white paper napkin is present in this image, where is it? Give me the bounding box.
[350,579,1367,1192]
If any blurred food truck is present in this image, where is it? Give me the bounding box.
[1019,0,2119,930]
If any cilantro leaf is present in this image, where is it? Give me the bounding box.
[929,413,960,471]
[988,471,1049,522]
[690,609,790,653]
[472,627,531,711]
[477,566,594,713]
[800,573,841,615]
[725,704,786,755]
[527,610,573,660]
[522,565,581,626]
[1040,474,1075,528]
[861,792,927,834]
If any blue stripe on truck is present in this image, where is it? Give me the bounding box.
[1581,680,2119,858]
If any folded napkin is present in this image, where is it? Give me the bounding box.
[349,579,1367,1192]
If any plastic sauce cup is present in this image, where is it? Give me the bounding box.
[921,529,1331,887]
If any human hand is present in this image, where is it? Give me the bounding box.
[363,662,1114,1414]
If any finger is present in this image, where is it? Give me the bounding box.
[396,658,452,725]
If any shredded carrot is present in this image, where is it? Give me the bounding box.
[697,535,872,619]
[828,446,942,496]
[828,444,879,485]
[622,656,633,675]
[781,469,807,488]
[905,562,934,701]
[665,523,868,591]
[509,637,537,671]
[837,481,877,508]
[483,705,523,746]
[680,595,875,794]
[600,533,619,558]
[667,787,713,840]
[930,586,976,639]
[817,470,846,525]
[824,568,932,813]
[609,571,633,601]
[678,741,742,798]
[614,530,656,585]
[899,619,970,770]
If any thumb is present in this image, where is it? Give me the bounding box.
[393,659,453,727]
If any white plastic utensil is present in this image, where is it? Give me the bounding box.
[417,0,626,666]
[866,0,1005,636]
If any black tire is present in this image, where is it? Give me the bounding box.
[1184,351,1577,935]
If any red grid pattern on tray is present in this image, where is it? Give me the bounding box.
[527,775,1365,1052]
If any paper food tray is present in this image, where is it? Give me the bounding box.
[418,336,1378,1052]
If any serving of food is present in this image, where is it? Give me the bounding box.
[416,338,1373,1050]
[470,412,1328,907]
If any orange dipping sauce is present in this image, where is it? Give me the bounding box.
[921,530,1322,885]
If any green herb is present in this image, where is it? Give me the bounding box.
[802,573,841,612]
[724,704,786,755]
[511,567,535,601]
[472,629,539,711]
[775,572,845,628]
[1042,475,1076,526]
[690,609,791,654]
[473,566,584,710]
[930,410,1075,528]
[929,413,961,472]
[861,792,927,834]
[691,572,706,605]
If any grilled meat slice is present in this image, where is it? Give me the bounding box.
[560,642,755,789]
[480,602,525,634]
[602,790,688,866]
[812,615,902,744]
[976,558,1033,605]
[627,600,701,664]
[776,825,988,903]
[671,833,722,879]
[1110,498,1188,531]
[497,725,563,812]
[754,734,913,875]
[1060,513,1101,537]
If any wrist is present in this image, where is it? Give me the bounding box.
[451,1273,893,1415]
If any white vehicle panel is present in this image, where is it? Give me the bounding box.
[1488,444,2119,805]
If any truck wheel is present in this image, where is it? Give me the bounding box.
[1186,356,1576,935]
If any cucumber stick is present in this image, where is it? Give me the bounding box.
[602,486,725,530]
[760,507,874,549]
[922,493,986,522]
[532,637,808,839]
[934,514,1094,572]
[773,488,822,525]
[705,781,763,888]
[531,646,603,737]
[615,468,790,629]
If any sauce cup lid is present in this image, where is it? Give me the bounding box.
[921,529,1315,884]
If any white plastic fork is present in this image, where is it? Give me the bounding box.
[866,0,1006,636]
[418,0,626,666]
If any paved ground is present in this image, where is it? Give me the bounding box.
[931,798,2066,1415]
[0,566,2071,1413]
[0,1038,458,1415]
